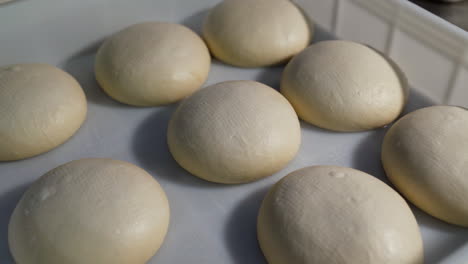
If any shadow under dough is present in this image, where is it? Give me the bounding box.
[413,206,468,264]
[62,52,127,108]
[131,106,224,189]
[60,35,134,108]
[352,128,390,184]
[180,9,210,35]
[403,88,435,115]
[255,66,284,91]
[66,38,103,64]
[352,89,461,263]
[0,184,30,263]
[224,187,269,264]
[352,85,435,183]
[312,24,337,43]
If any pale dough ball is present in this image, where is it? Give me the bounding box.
[258,166,423,264]
[203,0,312,67]
[95,22,211,106]
[168,80,300,184]
[382,106,468,227]
[0,64,87,161]
[9,158,170,264]
[281,40,408,132]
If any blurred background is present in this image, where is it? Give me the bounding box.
[0,0,466,31]
[410,0,468,30]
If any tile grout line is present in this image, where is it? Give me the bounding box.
[332,0,342,35]
[443,50,466,105]
[384,2,401,56]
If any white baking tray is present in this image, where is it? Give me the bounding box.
[0,0,467,263]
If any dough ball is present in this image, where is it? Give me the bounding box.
[258,166,423,264]
[203,0,312,67]
[95,22,211,106]
[0,64,87,161]
[9,158,170,264]
[382,106,468,227]
[168,80,300,184]
[281,40,408,132]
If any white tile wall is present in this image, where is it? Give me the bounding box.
[390,29,456,103]
[449,66,468,107]
[336,0,391,51]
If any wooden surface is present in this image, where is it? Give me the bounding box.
[410,0,468,31]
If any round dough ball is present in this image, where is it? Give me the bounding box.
[258,166,423,264]
[382,106,468,227]
[281,40,408,132]
[95,22,211,106]
[0,64,87,161]
[9,158,170,264]
[168,80,300,184]
[203,0,312,67]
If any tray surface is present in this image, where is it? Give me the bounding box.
[0,0,467,263]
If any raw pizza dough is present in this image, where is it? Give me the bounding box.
[0,64,87,161]
[281,40,408,132]
[168,80,301,184]
[203,0,312,67]
[382,106,468,227]
[258,166,423,264]
[95,22,211,106]
[9,158,170,264]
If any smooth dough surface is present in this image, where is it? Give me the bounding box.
[0,64,87,161]
[9,158,170,264]
[95,22,211,106]
[258,166,423,264]
[382,106,468,227]
[281,40,408,132]
[168,80,301,184]
[203,0,312,67]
